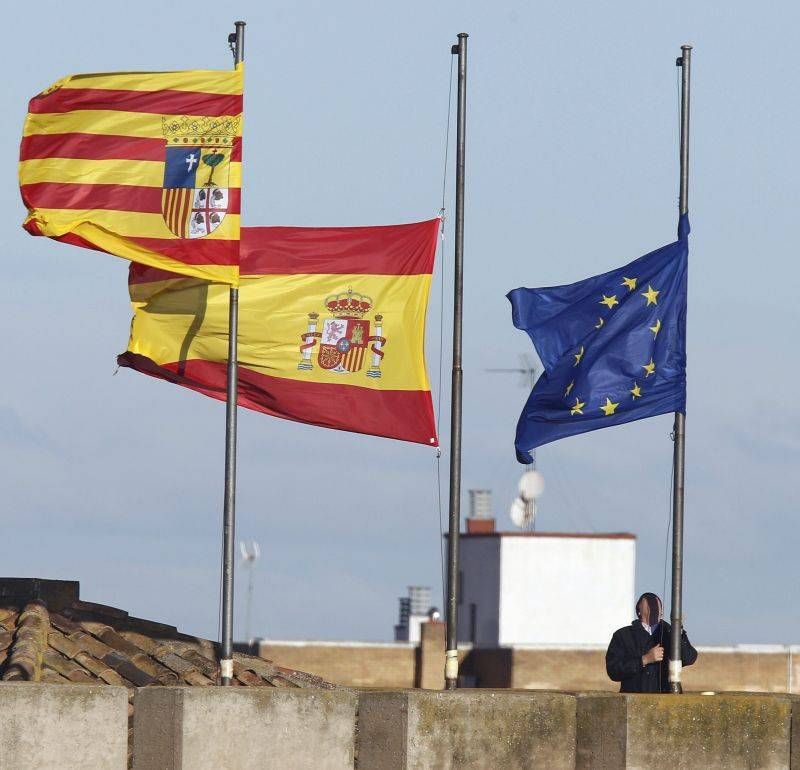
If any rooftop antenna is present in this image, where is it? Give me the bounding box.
[239,541,260,644]
[486,354,540,467]
[486,353,538,391]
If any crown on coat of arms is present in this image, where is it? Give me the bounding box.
[162,115,239,146]
[325,288,373,319]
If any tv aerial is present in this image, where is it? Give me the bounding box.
[487,353,542,468]
[486,353,539,392]
[240,541,261,644]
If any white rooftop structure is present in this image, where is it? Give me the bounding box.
[456,521,635,647]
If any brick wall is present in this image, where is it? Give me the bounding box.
[259,641,417,688]
[260,638,800,693]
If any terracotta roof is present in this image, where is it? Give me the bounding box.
[0,578,334,690]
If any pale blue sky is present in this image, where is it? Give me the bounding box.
[2,0,798,645]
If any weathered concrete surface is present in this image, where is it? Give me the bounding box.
[358,689,576,770]
[417,621,445,690]
[132,686,357,770]
[788,695,800,770]
[577,693,792,770]
[0,682,127,770]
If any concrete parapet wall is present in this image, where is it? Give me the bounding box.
[3,682,800,769]
[132,686,358,770]
[0,682,128,770]
[577,693,792,769]
[357,689,577,770]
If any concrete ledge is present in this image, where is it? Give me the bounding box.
[357,689,576,769]
[0,682,128,770]
[132,686,357,770]
[577,693,792,769]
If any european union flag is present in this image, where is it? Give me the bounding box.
[507,216,689,463]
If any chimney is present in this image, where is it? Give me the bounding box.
[466,489,495,533]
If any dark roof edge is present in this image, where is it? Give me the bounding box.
[0,578,80,611]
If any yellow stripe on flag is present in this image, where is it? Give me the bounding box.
[129,273,433,392]
[23,110,243,140]
[57,66,244,95]
[25,208,239,240]
[20,158,242,189]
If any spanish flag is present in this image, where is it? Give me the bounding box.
[117,220,439,446]
[20,66,243,285]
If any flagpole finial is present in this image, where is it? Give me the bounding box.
[452,32,468,55]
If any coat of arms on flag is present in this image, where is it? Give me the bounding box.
[298,288,386,377]
[161,116,239,239]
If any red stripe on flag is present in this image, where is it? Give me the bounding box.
[23,217,239,267]
[21,133,163,161]
[128,263,199,285]
[166,189,178,235]
[23,218,105,252]
[20,133,242,162]
[117,353,438,446]
[180,188,194,237]
[28,88,242,118]
[173,189,188,236]
[20,182,241,215]
[128,236,239,266]
[240,219,440,276]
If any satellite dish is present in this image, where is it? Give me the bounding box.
[509,497,535,529]
[240,541,261,564]
[519,470,545,501]
[510,498,526,527]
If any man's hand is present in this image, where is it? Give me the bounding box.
[642,645,664,666]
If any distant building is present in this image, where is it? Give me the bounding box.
[456,511,635,647]
[394,586,438,643]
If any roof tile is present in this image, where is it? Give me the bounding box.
[101,650,157,687]
[47,630,82,659]
[0,579,334,694]
[73,651,130,688]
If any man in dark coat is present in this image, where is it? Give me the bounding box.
[606,592,698,693]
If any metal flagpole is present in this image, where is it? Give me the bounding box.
[668,43,691,695]
[445,32,467,691]
[220,19,245,687]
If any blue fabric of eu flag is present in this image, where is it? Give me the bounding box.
[507,216,689,463]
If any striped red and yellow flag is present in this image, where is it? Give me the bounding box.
[20,66,244,285]
[118,220,439,445]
